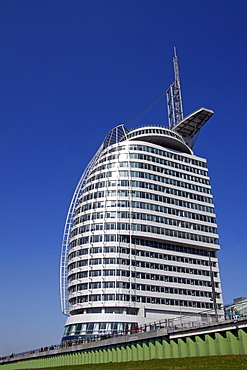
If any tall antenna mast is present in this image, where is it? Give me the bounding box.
[166,47,184,129]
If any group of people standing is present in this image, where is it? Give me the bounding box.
[227,307,240,323]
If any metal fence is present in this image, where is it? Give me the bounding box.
[1,310,246,362]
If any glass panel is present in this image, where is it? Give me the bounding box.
[75,324,82,335]
[87,322,94,334]
[93,323,100,335]
[80,323,87,335]
[69,324,77,335]
[117,322,123,333]
[63,326,70,336]
[105,322,112,334]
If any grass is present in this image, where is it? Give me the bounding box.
[33,355,247,370]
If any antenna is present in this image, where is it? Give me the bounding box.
[166,48,184,129]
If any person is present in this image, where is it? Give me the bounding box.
[233,307,239,323]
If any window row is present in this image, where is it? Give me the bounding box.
[103,141,201,168]
[100,143,206,167]
[128,144,206,167]
[70,223,218,245]
[73,205,215,227]
[63,321,137,337]
[75,219,216,234]
[81,190,214,213]
[77,198,214,217]
[68,246,214,267]
[68,257,214,277]
[82,179,213,205]
[90,162,116,175]
[72,216,217,235]
[68,269,219,288]
[129,153,207,175]
[69,281,213,298]
[131,214,217,233]
[65,307,137,315]
[78,195,214,217]
[124,127,184,142]
[98,152,207,175]
[98,153,119,163]
[121,161,209,185]
[69,294,214,309]
[69,235,216,258]
[86,170,211,194]
[90,162,209,187]
[126,171,211,194]
[131,201,214,220]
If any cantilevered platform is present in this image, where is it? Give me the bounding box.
[172,107,214,146]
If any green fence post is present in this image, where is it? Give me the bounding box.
[238,328,247,354]
[162,337,171,359]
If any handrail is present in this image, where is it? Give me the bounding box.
[2,312,246,362]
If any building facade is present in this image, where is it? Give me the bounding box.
[60,115,223,342]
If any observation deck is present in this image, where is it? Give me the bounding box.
[122,125,192,154]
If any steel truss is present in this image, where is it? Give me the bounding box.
[60,124,128,315]
[166,48,184,129]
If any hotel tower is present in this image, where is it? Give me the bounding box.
[60,52,223,342]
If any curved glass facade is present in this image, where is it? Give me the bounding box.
[61,125,223,342]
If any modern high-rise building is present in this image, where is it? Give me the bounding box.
[60,53,223,342]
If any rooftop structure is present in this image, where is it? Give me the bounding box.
[225,297,247,320]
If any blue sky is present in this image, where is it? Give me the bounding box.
[1,0,247,356]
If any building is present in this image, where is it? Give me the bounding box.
[225,297,247,320]
[60,54,223,342]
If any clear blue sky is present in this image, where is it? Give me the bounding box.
[1,0,247,356]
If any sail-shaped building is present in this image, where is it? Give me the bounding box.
[60,53,223,342]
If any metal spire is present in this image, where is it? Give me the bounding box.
[166,47,184,129]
